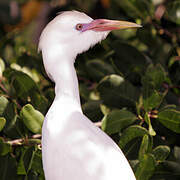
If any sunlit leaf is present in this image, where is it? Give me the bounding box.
[20,104,44,133]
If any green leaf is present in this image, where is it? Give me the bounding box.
[142,64,166,91]
[31,149,44,175]
[119,125,149,148]
[86,59,115,81]
[31,92,48,114]
[20,104,44,133]
[3,102,18,138]
[112,42,148,83]
[82,100,103,122]
[17,149,26,175]
[167,1,180,24]
[157,109,180,133]
[142,64,167,111]
[138,134,153,161]
[4,69,39,99]
[0,137,11,156]
[24,146,36,174]
[101,109,137,134]
[152,145,170,163]
[97,74,140,109]
[0,96,9,116]
[135,154,156,180]
[143,90,163,111]
[0,117,6,131]
[0,154,17,180]
[17,146,36,175]
[100,104,111,115]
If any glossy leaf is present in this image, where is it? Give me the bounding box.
[142,64,167,111]
[101,109,136,134]
[31,149,44,176]
[143,90,163,111]
[138,134,152,161]
[97,74,140,109]
[4,69,39,99]
[17,146,36,175]
[112,41,148,83]
[142,64,166,91]
[152,145,170,163]
[86,59,115,81]
[135,154,156,180]
[119,125,149,148]
[82,100,103,122]
[20,104,44,133]
[3,102,18,137]
[157,109,180,133]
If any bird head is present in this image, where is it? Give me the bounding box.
[39,11,141,61]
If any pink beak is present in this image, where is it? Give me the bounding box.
[82,19,141,32]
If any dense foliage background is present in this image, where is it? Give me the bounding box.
[0,0,180,179]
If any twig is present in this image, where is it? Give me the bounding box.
[7,134,42,146]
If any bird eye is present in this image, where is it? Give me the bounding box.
[76,24,83,31]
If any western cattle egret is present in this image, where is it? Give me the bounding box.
[39,10,140,180]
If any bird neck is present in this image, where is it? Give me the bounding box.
[54,60,81,106]
[42,50,81,107]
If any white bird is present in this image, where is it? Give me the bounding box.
[39,10,140,180]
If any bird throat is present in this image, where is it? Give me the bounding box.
[55,60,81,103]
[42,50,81,107]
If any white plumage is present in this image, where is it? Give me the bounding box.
[39,10,139,180]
